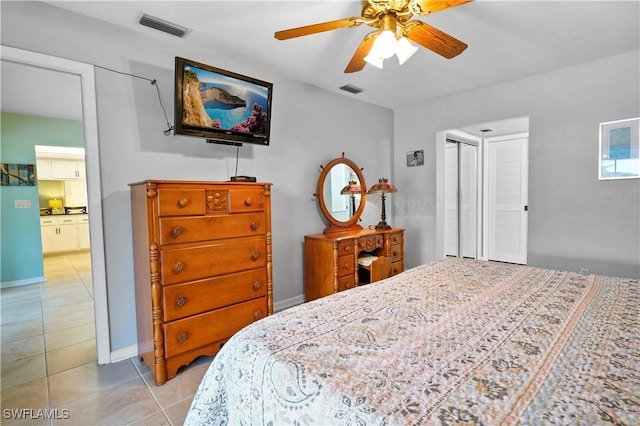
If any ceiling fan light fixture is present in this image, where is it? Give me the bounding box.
[396,36,418,65]
[374,30,397,59]
[364,52,384,69]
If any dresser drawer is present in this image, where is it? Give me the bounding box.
[337,239,355,256]
[389,232,403,246]
[358,235,384,252]
[164,297,267,357]
[338,275,355,292]
[230,189,265,213]
[163,269,267,321]
[161,236,266,285]
[158,188,206,216]
[337,254,355,278]
[390,261,404,276]
[391,244,402,263]
[159,212,265,245]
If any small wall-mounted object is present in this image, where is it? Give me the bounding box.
[599,117,639,180]
[1,163,36,186]
[406,150,424,167]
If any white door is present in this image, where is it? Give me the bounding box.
[444,142,459,256]
[460,143,478,258]
[487,137,528,264]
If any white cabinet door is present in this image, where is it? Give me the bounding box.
[487,138,528,264]
[51,159,80,179]
[40,218,58,253]
[57,216,79,251]
[36,157,51,180]
[78,216,90,249]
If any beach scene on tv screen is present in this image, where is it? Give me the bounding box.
[181,64,269,136]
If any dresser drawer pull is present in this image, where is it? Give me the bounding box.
[175,297,187,308]
[171,226,183,237]
[244,197,253,206]
[392,251,399,257]
[251,250,261,261]
[254,310,263,320]
[343,263,351,271]
[250,221,260,231]
[178,198,189,208]
[173,262,185,273]
[342,245,352,253]
[252,280,262,290]
[177,332,188,343]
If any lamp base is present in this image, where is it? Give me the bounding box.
[374,221,392,230]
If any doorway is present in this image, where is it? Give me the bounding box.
[1,46,110,363]
[437,116,529,264]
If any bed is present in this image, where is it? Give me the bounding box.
[184,258,639,425]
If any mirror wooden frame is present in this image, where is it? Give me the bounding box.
[316,154,366,234]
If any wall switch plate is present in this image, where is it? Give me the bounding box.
[15,200,31,208]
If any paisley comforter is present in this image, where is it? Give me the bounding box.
[185,258,639,425]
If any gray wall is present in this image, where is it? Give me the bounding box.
[394,50,640,278]
[1,1,393,352]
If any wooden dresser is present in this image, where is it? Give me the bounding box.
[130,180,273,385]
[304,228,404,301]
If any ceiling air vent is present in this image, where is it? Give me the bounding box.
[139,14,189,38]
[339,84,364,95]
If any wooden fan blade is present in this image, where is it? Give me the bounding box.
[275,17,364,40]
[405,20,468,59]
[411,0,474,15]
[344,33,376,73]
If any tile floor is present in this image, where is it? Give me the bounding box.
[1,252,212,425]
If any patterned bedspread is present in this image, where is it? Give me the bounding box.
[185,259,640,425]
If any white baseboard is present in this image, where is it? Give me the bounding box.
[1,276,46,289]
[274,294,304,312]
[110,344,138,364]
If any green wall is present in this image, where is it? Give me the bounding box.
[0,112,84,285]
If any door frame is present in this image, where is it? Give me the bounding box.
[2,45,110,364]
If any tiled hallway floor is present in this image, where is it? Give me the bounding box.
[1,252,211,425]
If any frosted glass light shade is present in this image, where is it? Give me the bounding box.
[396,37,418,65]
[374,30,397,59]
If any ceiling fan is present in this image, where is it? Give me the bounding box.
[274,0,473,73]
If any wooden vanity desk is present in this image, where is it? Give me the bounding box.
[304,154,404,302]
[304,228,404,302]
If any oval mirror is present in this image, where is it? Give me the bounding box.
[317,155,366,234]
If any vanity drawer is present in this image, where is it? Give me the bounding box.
[391,244,402,263]
[158,188,206,217]
[230,189,265,213]
[337,239,355,256]
[389,232,403,246]
[338,275,355,292]
[337,254,355,278]
[163,268,267,322]
[358,235,384,252]
[390,261,404,276]
[164,297,267,357]
[160,236,266,285]
[159,213,265,245]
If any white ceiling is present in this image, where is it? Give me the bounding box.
[2,1,638,135]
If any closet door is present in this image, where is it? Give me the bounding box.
[487,137,528,264]
[444,142,459,257]
[445,139,478,259]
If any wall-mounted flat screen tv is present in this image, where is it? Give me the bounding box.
[174,57,273,145]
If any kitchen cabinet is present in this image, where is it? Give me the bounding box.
[36,157,85,180]
[40,214,89,253]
